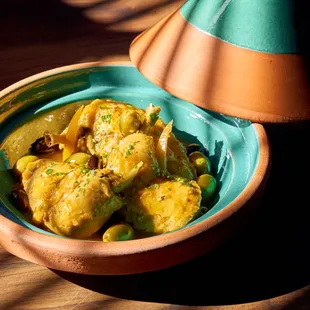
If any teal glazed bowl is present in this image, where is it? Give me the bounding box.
[0,61,270,275]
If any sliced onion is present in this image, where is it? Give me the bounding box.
[112,161,144,193]
[155,120,173,176]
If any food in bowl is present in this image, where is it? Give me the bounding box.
[0,62,270,275]
[7,99,217,241]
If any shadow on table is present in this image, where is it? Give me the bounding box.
[52,122,310,307]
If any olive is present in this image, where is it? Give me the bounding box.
[102,223,135,242]
[8,184,29,210]
[120,110,142,136]
[15,155,39,175]
[197,174,217,201]
[186,144,200,156]
[87,154,99,170]
[189,151,211,176]
[186,143,209,157]
[30,136,58,154]
[65,152,90,165]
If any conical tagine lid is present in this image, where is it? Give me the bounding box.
[129,0,310,123]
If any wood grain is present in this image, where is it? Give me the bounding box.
[1,246,309,309]
[0,0,309,309]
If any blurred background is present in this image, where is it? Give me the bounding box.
[0,0,185,89]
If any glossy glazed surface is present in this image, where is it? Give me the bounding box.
[181,0,297,53]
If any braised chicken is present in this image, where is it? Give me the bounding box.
[44,100,196,180]
[78,99,146,156]
[9,98,217,240]
[22,159,122,238]
[121,177,201,233]
[106,133,160,189]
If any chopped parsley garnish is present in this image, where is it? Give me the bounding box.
[125,145,134,157]
[152,163,160,176]
[147,184,159,190]
[45,168,54,175]
[101,114,112,123]
[164,175,193,187]
[102,153,108,158]
[80,165,89,174]
[149,113,159,126]
[175,176,193,187]
[54,172,65,176]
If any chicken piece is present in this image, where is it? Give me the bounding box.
[22,159,123,238]
[106,133,160,189]
[78,99,146,156]
[44,98,195,180]
[44,99,146,157]
[121,177,201,233]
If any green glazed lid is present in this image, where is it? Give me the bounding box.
[181,0,297,54]
[129,0,310,122]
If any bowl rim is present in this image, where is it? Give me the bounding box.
[0,60,270,257]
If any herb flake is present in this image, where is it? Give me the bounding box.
[149,113,159,126]
[80,165,89,174]
[147,184,159,190]
[101,114,112,123]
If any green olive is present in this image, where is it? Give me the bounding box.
[65,152,90,165]
[120,110,142,136]
[189,151,211,176]
[103,223,135,242]
[15,155,39,175]
[197,174,217,201]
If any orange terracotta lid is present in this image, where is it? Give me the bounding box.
[129,0,310,123]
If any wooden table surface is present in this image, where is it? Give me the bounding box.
[0,1,309,309]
